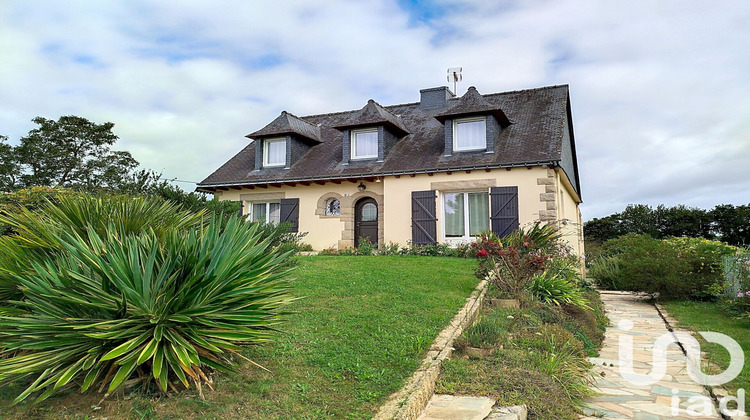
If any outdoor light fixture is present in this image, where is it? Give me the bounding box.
[357,182,366,192]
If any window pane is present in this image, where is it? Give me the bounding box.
[253,203,266,223]
[265,140,286,166]
[444,193,465,237]
[353,131,378,158]
[361,202,377,221]
[468,192,489,236]
[455,119,486,150]
[326,199,340,216]
[269,203,281,224]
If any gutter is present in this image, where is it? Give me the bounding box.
[196,160,559,192]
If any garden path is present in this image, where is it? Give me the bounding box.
[582,291,726,420]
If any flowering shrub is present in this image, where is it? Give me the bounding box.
[472,223,563,300]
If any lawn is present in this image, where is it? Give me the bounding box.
[0,255,479,420]
[662,301,750,393]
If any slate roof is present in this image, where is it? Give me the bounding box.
[434,86,511,126]
[333,99,409,136]
[248,111,322,143]
[198,84,580,197]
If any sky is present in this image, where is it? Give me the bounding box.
[1,0,749,220]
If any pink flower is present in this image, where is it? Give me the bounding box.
[746,291,750,296]
[739,292,745,298]
[477,250,488,257]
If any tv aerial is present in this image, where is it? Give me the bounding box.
[447,67,462,94]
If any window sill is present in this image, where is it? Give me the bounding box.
[452,147,487,153]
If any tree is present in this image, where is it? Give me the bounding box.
[655,204,713,239]
[583,214,624,244]
[712,204,750,246]
[0,135,19,192]
[618,204,660,238]
[14,116,138,190]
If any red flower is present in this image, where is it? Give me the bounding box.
[523,242,530,247]
[477,250,488,257]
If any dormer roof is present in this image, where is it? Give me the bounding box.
[332,99,410,137]
[247,111,322,143]
[435,86,511,127]
[198,84,580,199]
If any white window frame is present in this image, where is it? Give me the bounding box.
[453,117,487,152]
[440,190,490,244]
[249,201,281,225]
[263,138,286,167]
[350,128,378,160]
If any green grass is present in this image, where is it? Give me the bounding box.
[0,256,479,420]
[662,301,750,393]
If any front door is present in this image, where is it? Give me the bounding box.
[355,198,378,247]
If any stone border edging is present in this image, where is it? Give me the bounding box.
[653,302,748,420]
[485,404,528,420]
[373,279,489,420]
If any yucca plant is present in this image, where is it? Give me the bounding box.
[0,194,205,303]
[0,216,294,404]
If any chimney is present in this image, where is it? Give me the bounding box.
[419,87,455,110]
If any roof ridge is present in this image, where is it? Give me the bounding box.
[300,84,567,119]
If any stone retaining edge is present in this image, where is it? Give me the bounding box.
[485,404,528,420]
[372,279,488,420]
[654,302,750,420]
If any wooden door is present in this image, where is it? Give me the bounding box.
[355,198,378,247]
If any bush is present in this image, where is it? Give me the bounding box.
[527,292,606,357]
[0,187,86,236]
[0,216,294,404]
[0,195,206,303]
[473,223,562,300]
[587,255,621,290]
[460,314,507,349]
[317,240,472,258]
[665,237,737,299]
[588,234,739,300]
[527,330,594,403]
[528,271,589,310]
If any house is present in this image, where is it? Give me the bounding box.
[197,84,583,255]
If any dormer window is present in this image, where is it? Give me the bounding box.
[351,128,378,160]
[263,138,286,167]
[453,117,486,151]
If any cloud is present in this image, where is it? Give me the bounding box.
[1,0,749,221]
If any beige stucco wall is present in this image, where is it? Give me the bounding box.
[216,182,384,250]
[554,169,585,257]
[213,165,584,254]
[381,167,549,245]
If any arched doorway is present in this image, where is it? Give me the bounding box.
[354,197,378,248]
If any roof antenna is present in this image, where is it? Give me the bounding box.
[447,67,462,94]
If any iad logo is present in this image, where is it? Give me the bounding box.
[617,319,746,417]
[617,319,744,386]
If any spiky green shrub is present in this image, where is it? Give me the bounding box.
[528,271,589,310]
[0,216,294,404]
[0,195,205,302]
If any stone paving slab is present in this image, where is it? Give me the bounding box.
[582,291,726,420]
[417,395,495,420]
